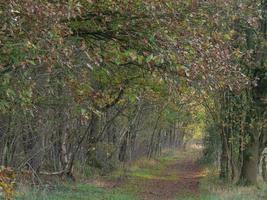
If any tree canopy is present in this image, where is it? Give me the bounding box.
[0,1,266,195]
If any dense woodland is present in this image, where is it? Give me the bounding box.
[0,1,267,197]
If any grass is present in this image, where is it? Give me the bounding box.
[14,183,137,200]
[111,148,183,181]
[191,166,267,200]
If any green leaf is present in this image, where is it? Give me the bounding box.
[145,54,154,63]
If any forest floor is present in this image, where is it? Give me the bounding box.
[139,155,202,200]
[16,147,267,200]
[123,147,204,200]
[86,146,205,200]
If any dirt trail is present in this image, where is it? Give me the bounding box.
[139,156,203,200]
[87,149,204,200]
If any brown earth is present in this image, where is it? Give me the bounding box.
[139,158,203,200]
[87,149,204,200]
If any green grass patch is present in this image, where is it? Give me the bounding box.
[15,183,137,200]
[130,168,156,179]
[111,149,183,181]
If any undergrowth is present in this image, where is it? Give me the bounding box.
[190,166,267,200]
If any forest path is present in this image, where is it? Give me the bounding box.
[87,147,205,200]
[137,147,204,200]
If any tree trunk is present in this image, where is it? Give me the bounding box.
[239,141,259,185]
[219,125,230,181]
[119,130,128,162]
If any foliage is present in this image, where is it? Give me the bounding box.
[0,167,16,200]
[0,1,266,198]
